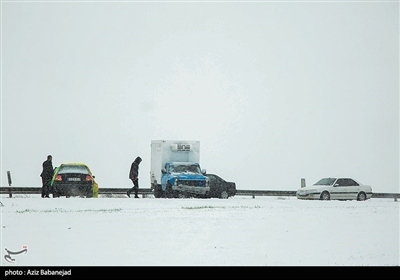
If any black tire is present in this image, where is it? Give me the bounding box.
[154,185,163,198]
[177,192,186,198]
[220,191,229,199]
[320,191,330,200]
[86,188,93,198]
[166,183,174,198]
[52,188,60,198]
[357,192,367,201]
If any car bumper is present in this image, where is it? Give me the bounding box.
[172,185,210,195]
[53,183,93,197]
[296,193,320,200]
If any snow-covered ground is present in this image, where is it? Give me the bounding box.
[0,195,398,266]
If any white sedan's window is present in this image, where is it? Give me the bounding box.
[336,178,359,186]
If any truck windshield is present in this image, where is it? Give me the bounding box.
[171,165,200,173]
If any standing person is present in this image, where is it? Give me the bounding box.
[127,156,142,198]
[40,155,54,198]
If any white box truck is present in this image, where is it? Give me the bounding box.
[150,140,210,198]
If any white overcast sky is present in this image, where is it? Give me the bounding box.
[1,1,399,193]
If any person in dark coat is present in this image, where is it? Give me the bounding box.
[127,156,142,198]
[40,155,54,198]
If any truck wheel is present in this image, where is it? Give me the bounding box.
[154,185,162,198]
[166,183,174,198]
[177,193,186,199]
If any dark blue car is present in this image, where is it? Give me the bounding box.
[206,174,236,199]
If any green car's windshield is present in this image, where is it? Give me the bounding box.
[314,178,336,186]
[58,165,90,174]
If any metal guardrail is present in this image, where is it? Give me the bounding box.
[236,190,296,197]
[0,187,153,198]
[0,187,399,200]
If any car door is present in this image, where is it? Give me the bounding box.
[332,178,348,199]
[207,174,220,197]
[340,178,360,200]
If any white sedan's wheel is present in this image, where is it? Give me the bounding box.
[220,191,229,199]
[357,192,367,201]
[320,191,330,200]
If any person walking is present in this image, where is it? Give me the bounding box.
[127,156,142,198]
[40,155,54,198]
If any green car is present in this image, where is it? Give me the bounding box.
[51,162,99,198]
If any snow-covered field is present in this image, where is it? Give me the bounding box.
[0,194,398,266]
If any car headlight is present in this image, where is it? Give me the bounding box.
[304,189,317,194]
[297,189,317,195]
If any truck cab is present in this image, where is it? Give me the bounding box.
[161,162,210,198]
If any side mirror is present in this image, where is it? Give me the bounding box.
[334,183,339,187]
[201,169,206,175]
[161,168,166,174]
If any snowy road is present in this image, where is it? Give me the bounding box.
[0,195,399,266]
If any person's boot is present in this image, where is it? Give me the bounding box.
[127,190,131,198]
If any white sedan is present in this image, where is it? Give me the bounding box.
[296,178,373,201]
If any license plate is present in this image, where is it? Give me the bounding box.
[67,178,81,181]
